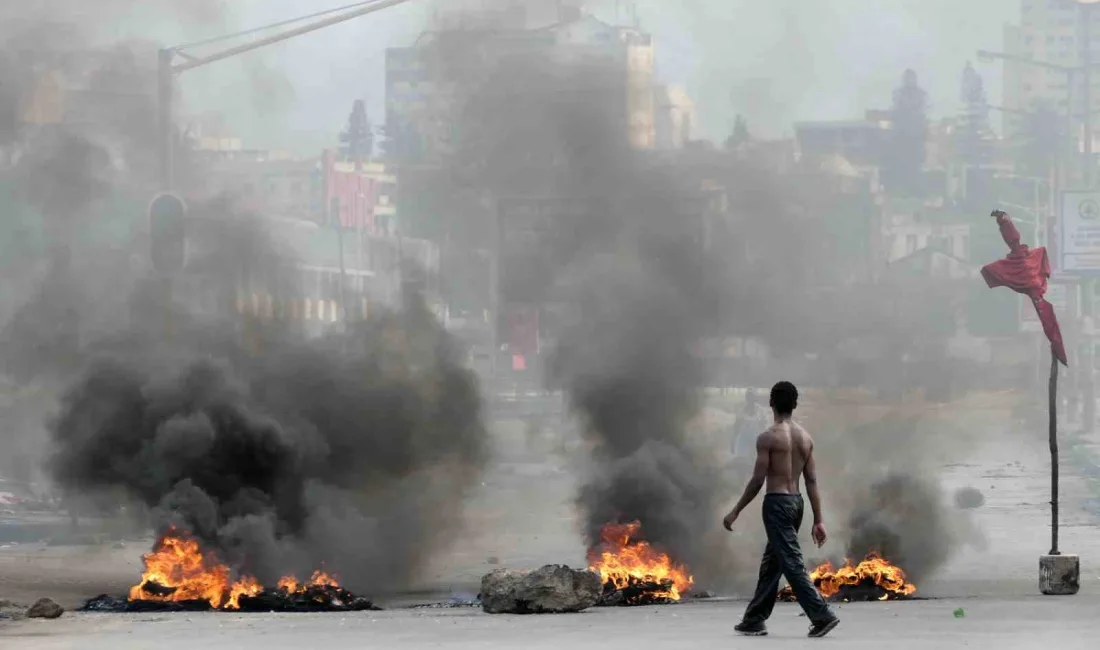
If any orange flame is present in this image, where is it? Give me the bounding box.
[587,521,694,601]
[128,532,260,609]
[783,552,916,601]
[226,575,264,610]
[276,570,340,594]
[129,530,343,610]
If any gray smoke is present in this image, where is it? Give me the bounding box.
[45,209,488,593]
[420,14,736,579]
[424,0,984,593]
[421,1,882,590]
[0,1,234,483]
[844,472,957,584]
[798,402,986,587]
[2,0,489,592]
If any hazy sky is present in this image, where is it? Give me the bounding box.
[139,0,1019,154]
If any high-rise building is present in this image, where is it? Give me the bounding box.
[1002,0,1100,138]
[384,6,655,162]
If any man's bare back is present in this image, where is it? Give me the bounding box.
[723,381,838,637]
[723,382,825,548]
[759,421,814,495]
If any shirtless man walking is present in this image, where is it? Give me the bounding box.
[722,381,839,638]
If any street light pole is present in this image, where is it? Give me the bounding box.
[158,48,174,191]
[1082,2,1094,188]
[1078,1,1099,436]
[155,0,416,191]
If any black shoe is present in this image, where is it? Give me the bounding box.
[735,621,767,636]
[808,617,840,638]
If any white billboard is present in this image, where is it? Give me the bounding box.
[1061,191,1100,273]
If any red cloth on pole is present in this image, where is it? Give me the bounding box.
[981,214,1068,365]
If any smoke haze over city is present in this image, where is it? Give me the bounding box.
[0,0,1093,637]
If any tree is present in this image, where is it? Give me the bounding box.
[883,69,928,196]
[724,114,750,150]
[340,99,373,162]
[956,61,993,164]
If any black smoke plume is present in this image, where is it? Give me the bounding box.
[426,28,733,580]
[46,211,487,593]
[551,232,726,573]
[844,473,955,584]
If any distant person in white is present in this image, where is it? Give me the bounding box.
[732,389,768,459]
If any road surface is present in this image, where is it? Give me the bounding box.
[2,596,1097,650]
[3,393,1100,647]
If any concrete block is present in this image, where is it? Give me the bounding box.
[1039,555,1080,595]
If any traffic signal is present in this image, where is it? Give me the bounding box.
[149,193,186,274]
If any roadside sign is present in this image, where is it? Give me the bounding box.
[1060,191,1100,274]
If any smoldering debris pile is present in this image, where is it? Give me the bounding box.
[85,583,380,613]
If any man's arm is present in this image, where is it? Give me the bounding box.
[723,435,770,529]
[804,442,828,547]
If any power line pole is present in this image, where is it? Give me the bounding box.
[1083,2,1095,188]
[156,0,416,191]
[158,48,174,191]
[1081,2,1095,435]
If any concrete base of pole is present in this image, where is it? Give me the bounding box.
[1039,555,1080,595]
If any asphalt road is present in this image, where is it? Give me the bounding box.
[3,394,1100,648]
[2,596,1097,650]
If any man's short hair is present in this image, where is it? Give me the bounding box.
[770,381,798,416]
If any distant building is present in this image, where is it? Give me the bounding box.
[187,133,398,235]
[385,8,656,161]
[654,85,694,150]
[878,198,972,274]
[7,47,158,170]
[1001,0,1100,147]
[727,138,798,175]
[198,155,320,222]
[178,212,440,337]
[794,111,891,168]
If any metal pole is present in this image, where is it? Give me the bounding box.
[338,223,348,328]
[1049,350,1060,556]
[1066,69,1075,193]
[1081,4,1095,434]
[158,48,174,191]
[173,0,413,73]
[1034,178,1042,245]
[1084,4,1094,188]
[491,201,501,382]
